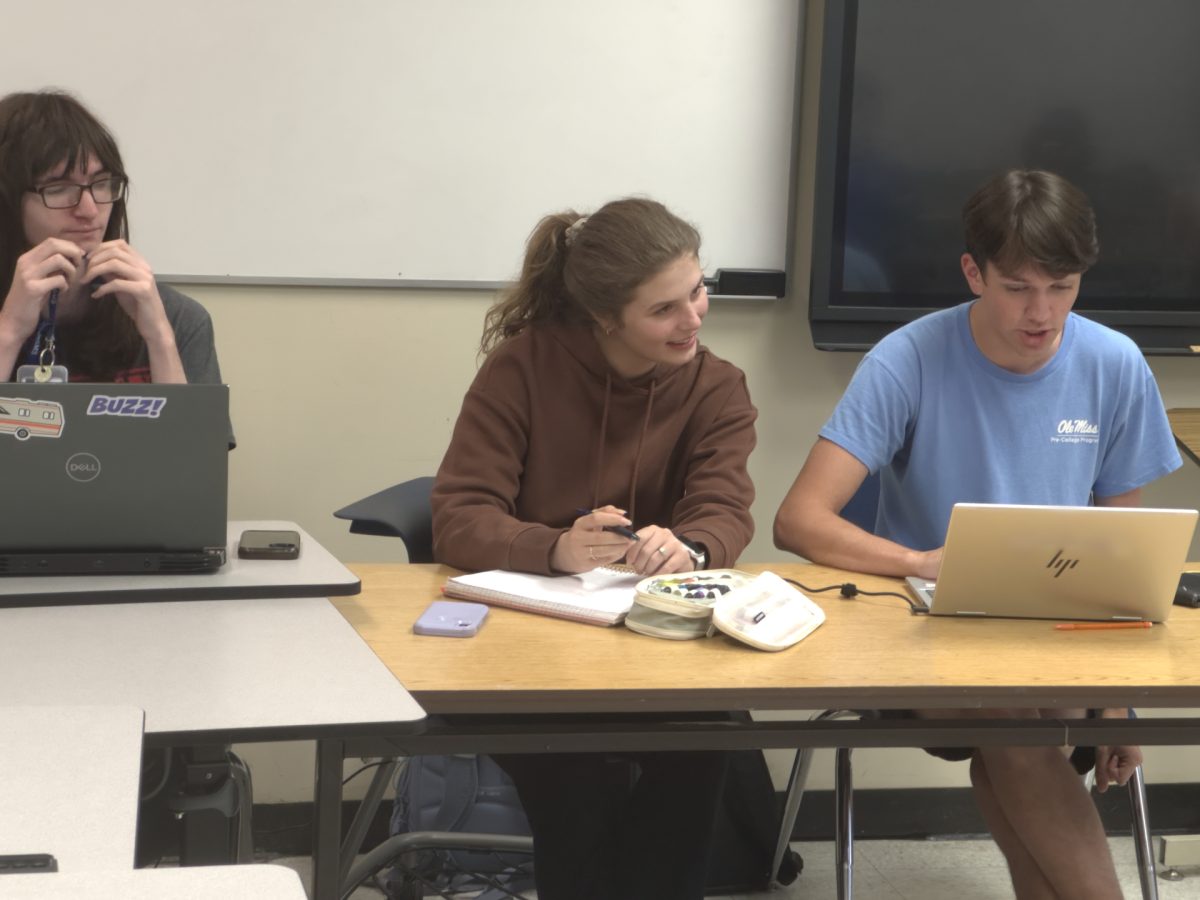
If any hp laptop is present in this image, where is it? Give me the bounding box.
[0,384,229,575]
[905,503,1199,622]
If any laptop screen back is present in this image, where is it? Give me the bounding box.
[920,503,1198,622]
[0,384,228,553]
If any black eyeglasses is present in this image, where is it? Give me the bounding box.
[30,176,127,210]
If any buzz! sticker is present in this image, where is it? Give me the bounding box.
[87,395,167,418]
[0,397,65,440]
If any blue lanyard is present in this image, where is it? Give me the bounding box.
[26,288,60,365]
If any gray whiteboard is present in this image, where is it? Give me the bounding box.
[2,1,800,285]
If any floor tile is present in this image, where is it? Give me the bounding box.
[1121,862,1200,899]
[881,866,1017,899]
[763,862,903,899]
[761,838,1200,900]
[272,855,386,898]
[269,837,1200,899]
[855,835,1007,872]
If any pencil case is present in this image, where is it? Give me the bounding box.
[623,604,714,640]
[627,569,826,650]
[708,571,826,651]
[625,569,755,640]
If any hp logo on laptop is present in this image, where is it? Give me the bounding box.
[1046,549,1079,578]
[65,452,101,483]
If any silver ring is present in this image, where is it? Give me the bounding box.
[658,546,669,556]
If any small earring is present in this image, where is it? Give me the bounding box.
[604,326,615,336]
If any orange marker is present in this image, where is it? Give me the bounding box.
[1054,621,1152,631]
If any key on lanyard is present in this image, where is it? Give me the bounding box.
[16,288,69,383]
[34,342,57,382]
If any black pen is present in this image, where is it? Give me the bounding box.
[574,508,640,541]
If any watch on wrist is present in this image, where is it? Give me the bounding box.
[679,538,708,570]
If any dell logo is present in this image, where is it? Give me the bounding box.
[1046,549,1079,578]
[65,452,101,483]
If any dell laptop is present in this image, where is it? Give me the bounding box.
[905,503,1199,622]
[0,383,229,575]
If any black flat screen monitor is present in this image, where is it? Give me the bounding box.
[809,0,1200,354]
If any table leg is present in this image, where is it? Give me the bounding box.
[835,747,854,900]
[340,759,401,887]
[313,738,345,900]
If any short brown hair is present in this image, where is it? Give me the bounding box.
[481,197,701,354]
[963,169,1098,278]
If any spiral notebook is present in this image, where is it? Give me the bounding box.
[442,566,641,626]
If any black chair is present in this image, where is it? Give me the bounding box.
[770,472,1159,899]
[334,476,436,563]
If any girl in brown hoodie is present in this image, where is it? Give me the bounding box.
[432,197,757,899]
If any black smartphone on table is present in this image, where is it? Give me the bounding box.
[238,529,301,560]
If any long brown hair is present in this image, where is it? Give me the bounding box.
[0,90,140,378]
[481,197,701,353]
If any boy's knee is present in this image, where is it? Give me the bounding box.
[980,743,1075,776]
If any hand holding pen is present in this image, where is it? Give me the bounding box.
[573,507,640,541]
[549,505,638,574]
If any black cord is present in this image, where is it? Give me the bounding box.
[784,579,852,595]
[342,759,389,786]
[783,577,926,614]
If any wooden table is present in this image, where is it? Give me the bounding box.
[328,554,1200,855]
[1168,407,1200,466]
[336,562,1200,724]
[329,561,1200,899]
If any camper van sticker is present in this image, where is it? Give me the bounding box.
[0,397,65,440]
[86,395,166,418]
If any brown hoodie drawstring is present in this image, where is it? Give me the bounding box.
[626,379,657,523]
[592,373,657,525]
[591,372,612,509]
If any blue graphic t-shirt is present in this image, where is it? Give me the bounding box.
[820,302,1182,550]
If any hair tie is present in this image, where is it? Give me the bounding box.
[564,215,589,247]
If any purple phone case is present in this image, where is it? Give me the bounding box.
[413,600,489,637]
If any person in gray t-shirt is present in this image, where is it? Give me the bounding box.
[0,90,223,387]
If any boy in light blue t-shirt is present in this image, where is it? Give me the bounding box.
[775,170,1181,900]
